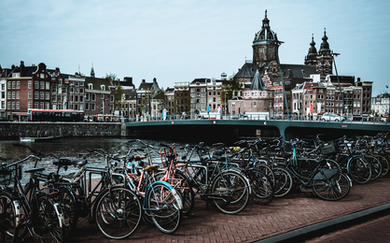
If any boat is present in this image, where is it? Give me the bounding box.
[19,135,63,143]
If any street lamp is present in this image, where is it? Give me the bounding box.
[333,52,346,115]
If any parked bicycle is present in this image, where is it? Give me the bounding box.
[0,155,65,243]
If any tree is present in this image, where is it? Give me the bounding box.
[220,74,243,107]
[105,73,122,110]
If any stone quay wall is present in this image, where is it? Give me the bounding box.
[0,122,126,138]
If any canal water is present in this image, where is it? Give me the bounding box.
[0,137,222,184]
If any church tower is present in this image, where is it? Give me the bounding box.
[304,34,318,66]
[252,10,282,70]
[316,28,333,78]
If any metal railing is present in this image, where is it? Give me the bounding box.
[122,114,389,125]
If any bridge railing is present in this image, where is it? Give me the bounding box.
[123,114,389,125]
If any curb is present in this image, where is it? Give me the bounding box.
[255,202,390,243]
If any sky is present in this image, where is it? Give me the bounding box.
[0,0,389,96]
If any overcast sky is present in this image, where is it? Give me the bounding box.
[0,0,389,96]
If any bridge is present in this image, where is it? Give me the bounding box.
[126,116,390,142]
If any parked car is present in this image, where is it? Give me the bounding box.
[320,113,345,122]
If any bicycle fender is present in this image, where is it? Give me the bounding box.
[146,181,183,210]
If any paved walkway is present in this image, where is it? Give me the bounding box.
[24,176,390,242]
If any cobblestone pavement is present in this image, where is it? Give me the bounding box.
[23,176,390,242]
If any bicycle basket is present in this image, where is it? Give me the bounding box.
[320,141,336,155]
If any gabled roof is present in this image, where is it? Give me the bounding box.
[191,78,211,84]
[138,80,153,90]
[279,64,316,78]
[235,62,257,78]
[85,76,113,91]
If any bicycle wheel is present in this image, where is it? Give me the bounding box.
[57,186,78,239]
[348,156,372,184]
[313,172,351,201]
[210,171,250,215]
[146,182,181,234]
[375,154,390,177]
[155,170,195,216]
[34,194,64,243]
[273,167,293,198]
[0,192,18,243]
[255,163,276,188]
[247,168,273,205]
[95,186,142,239]
[365,155,382,181]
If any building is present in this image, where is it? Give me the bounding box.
[233,10,372,118]
[84,76,115,120]
[372,92,390,116]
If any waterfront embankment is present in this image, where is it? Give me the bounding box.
[0,121,125,138]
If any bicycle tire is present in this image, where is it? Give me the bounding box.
[34,194,64,243]
[0,192,18,243]
[95,186,142,239]
[375,154,390,177]
[313,172,351,201]
[255,163,276,188]
[273,167,293,198]
[56,186,79,239]
[155,170,195,216]
[210,171,250,215]
[347,156,372,184]
[247,168,274,205]
[146,182,181,234]
[364,155,382,181]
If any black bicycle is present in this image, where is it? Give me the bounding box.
[0,155,65,243]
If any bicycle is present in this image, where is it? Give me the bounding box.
[281,140,351,201]
[0,155,65,243]
[210,142,274,205]
[181,142,251,214]
[156,143,195,215]
[109,142,183,234]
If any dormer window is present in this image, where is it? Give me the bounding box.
[88,83,93,89]
[100,85,105,91]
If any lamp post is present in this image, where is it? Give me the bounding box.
[333,52,346,115]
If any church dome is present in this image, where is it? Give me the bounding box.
[253,10,278,44]
[319,28,331,55]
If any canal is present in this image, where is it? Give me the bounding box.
[1,136,233,184]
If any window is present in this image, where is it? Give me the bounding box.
[91,103,95,111]
[45,92,50,100]
[12,81,15,89]
[46,82,50,90]
[258,47,264,53]
[85,93,89,101]
[40,81,44,89]
[40,92,44,99]
[100,85,105,91]
[88,83,93,89]
[16,81,20,89]
[16,91,20,99]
